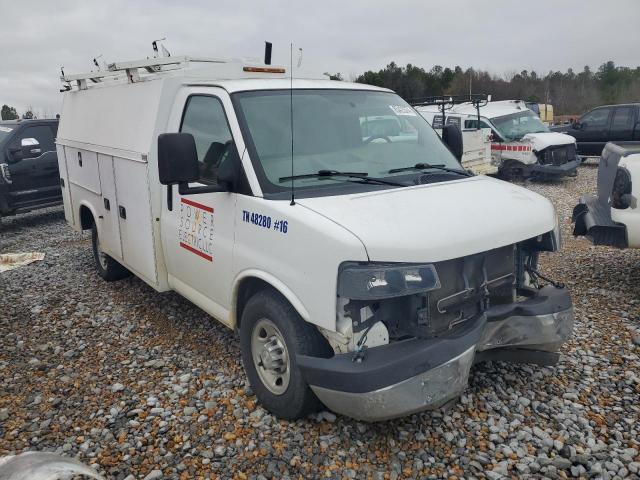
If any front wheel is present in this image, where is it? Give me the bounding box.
[239,290,332,420]
[91,224,131,281]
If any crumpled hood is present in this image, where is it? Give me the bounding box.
[522,132,576,150]
[297,176,556,262]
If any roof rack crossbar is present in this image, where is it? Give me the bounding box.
[60,55,232,90]
[409,94,489,108]
[410,94,490,131]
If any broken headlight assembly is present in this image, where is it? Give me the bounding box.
[325,263,442,354]
[337,263,441,300]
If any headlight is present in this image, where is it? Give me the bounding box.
[338,262,441,300]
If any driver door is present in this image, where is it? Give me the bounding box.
[574,107,612,156]
[160,88,239,325]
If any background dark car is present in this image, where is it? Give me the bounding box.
[0,119,61,218]
[552,103,640,157]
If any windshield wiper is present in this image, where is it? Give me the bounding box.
[279,170,406,186]
[388,163,473,176]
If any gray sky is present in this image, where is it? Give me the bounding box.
[1,0,638,117]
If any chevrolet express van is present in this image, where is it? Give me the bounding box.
[56,56,574,421]
[417,100,580,180]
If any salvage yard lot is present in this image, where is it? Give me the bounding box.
[1,164,639,479]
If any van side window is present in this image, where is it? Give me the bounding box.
[180,95,234,185]
[464,119,491,129]
[445,116,461,128]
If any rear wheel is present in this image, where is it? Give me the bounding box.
[239,290,332,420]
[91,224,130,281]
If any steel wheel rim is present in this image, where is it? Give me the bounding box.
[96,233,108,270]
[251,318,290,395]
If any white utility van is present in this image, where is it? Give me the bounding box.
[416,108,496,176]
[56,55,574,421]
[573,142,640,249]
[416,100,581,180]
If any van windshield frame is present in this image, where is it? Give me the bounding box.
[231,89,463,198]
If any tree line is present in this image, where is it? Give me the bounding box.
[355,61,640,116]
[1,104,36,121]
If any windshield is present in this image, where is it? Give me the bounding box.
[491,110,549,141]
[233,89,461,194]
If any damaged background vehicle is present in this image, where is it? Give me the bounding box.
[573,142,640,249]
[418,100,581,180]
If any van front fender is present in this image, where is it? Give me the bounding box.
[231,269,311,329]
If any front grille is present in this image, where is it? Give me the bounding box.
[418,245,515,336]
[345,245,517,341]
[538,144,576,165]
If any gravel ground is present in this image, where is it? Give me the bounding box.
[1,163,639,480]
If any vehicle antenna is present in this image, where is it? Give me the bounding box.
[289,43,295,206]
[152,37,166,58]
[93,54,103,71]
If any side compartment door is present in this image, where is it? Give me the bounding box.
[56,144,73,224]
[113,157,157,284]
[160,88,238,324]
[96,153,123,261]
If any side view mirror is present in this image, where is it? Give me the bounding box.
[21,138,41,158]
[573,122,584,130]
[158,132,240,198]
[442,124,463,162]
[158,133,200,186]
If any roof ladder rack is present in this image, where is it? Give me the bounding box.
[60,56,228,90]
[410,94,490,130]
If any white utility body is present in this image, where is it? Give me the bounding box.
[57,55,574,421]
[417,110,496,175]
[416,100,581,179]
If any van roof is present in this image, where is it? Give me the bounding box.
[187,78,391,94]
[60,55,391,94]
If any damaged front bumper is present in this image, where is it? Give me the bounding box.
[298,286,573,422]
[532,158,581,178]
[573,195,628,248]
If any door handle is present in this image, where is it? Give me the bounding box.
[119,206,126,219]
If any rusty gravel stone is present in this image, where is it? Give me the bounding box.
[1,164,639,479]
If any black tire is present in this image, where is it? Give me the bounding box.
[499,160,523,181]
[91,224,131,281]
[239,289,332,420]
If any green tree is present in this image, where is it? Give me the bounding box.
[1,105,18,120]
[355,60,640,115]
